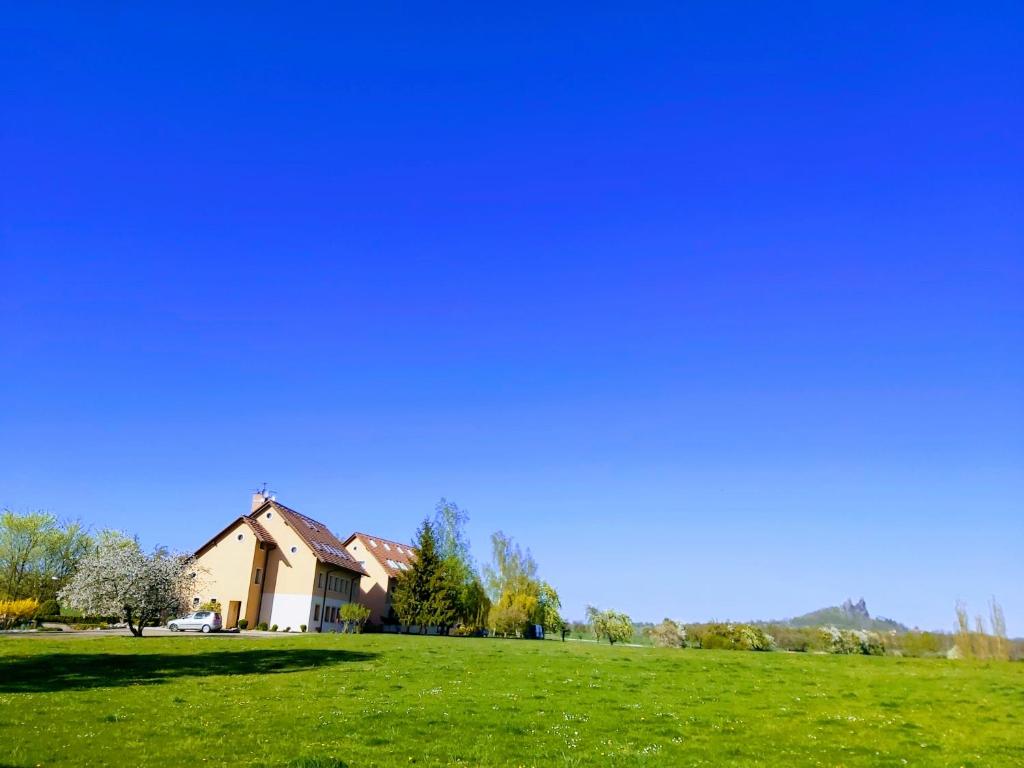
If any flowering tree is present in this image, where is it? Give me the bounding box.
[646,618,687,648]
[587,605,634,645]
[58,531,197,637]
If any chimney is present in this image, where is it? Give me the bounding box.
[251,491,270,513]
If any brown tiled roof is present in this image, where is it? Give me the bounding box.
[242,517,276,545]
[260,500,367,576]
[343,532,417,578]
[195,515,277,555]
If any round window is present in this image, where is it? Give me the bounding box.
[237,533,244,541]
[266,511,273,519]
[290,546,297,554]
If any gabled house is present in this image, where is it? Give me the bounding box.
[193,492,367,631]
[342,532,416,626]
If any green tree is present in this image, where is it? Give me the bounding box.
[0,511,92,601]
[431,498,488,628]
[462,578,492,629]
[339,602,371,633]
[587,605,634,645]
[483,531,537,602]
[392,519,461,633]
[537,581,564,633]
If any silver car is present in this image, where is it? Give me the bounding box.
[168,611,222,633]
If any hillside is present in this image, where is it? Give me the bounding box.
[774,598,908,632]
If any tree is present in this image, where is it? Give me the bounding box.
[339,602,371,633]
[58,531,196,637]
[646,618,686,648]
[0,510,92,602]
[391,519,461,633]
[42,520,92,601]
[432,498,473,578]
[489,590,538,637]
[482,531,563,638]
[462,578,492,629]
[537,581,564,634]
[431,498,489,629]
[587,605,634,645]
[426,557,463,634]
[990,596,1009,661]
[954,600,973,659]
[483,531,538,602]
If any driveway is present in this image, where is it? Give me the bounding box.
[2,627,288,639]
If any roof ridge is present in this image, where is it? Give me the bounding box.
[258,500,367,576]
[352,531,415,549]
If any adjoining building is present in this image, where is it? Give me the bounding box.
[342,532,416,627]
[192,491,367,631]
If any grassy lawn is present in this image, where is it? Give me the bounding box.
[1,633,1021,767]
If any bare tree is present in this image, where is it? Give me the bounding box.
[989,597,1009,661]
[954,600,973,659]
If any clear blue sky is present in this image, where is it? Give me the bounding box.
[2,3,1021,634]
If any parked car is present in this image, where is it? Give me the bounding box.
[168,611,222,633]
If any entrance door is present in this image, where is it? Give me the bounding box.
[227,600,241,629]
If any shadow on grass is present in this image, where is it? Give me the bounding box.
[0,647,377,693]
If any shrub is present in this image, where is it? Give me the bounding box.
[891,630,947,657]
[0,598,41,629]
[300,624,307,632]
[35,614,116,625]
[819,626,886,655]
[270,624,278,632]
[35,599,60,618]
[688,623,774,651]
[257,622,269,631]
[760,625,828,653]
[339,603,371,633]
[237,619,248,630]
[284,626,291,632]
[645,618,686,648]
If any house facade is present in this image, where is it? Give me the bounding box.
[192,492,367,631]
[342,532,416,626]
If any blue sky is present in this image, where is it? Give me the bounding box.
[2,3,1022,633]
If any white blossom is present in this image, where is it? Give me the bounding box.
[58,531,197,636]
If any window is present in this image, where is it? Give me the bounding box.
[318,572,323,588]
[314,604,320,621]
[237,533,244,541]
[290,546,297,554]
[349,579,356,601]
[254,568,262,585]
[266,511,272,519]
[193,597,200,607]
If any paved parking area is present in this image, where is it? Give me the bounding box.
[2,627,285,639]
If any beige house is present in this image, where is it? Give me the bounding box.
[342,532,416,626]
[192,492,367,631]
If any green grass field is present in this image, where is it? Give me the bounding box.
[1,633,1021,767]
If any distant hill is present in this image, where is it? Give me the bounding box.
[769,598,908,632]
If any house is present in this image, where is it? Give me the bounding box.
[342,532,416,626]
[192,491,367,631]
